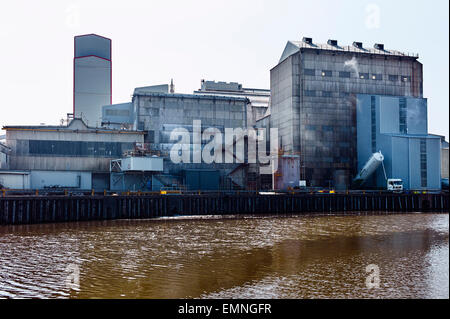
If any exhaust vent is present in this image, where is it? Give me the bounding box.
[374,43,385,50]
[302,37,313,44]
[327,39,338,46]
[353,42,363,49]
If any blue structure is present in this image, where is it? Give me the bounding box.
[357,95,441,190]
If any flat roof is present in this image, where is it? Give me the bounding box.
[133,91,249,103]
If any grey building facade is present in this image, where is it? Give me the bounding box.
[270,37,423,187]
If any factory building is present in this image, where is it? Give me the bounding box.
[103,87,250,190]
[74,34,112,127]
[356,95,441,190]
[2,119,144,190]
[270,37,423,188]
[194,80,270,126]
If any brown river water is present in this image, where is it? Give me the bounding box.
[0,213,448,299]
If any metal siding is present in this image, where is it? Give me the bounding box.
[379,96,400,134]
[406,98,428,135]
[74,57,111,127]
[427,138,441,189]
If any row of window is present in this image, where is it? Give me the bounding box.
[304,90,351,97]
[304,68,411,82]
[28,140,134,157]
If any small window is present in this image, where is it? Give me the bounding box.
[401,76,411,82]
[322,91,332,97]
[371,74,382,80]
[339,71,351,78]
[138,121,145,130]
[322,126,333,132]
[321,70,332,77]
[339,92,350,98]
[359,73,369,79]
[306,125,316,130]
[305,90,316,97]
[388,75,398,82]
[304,68,315,76]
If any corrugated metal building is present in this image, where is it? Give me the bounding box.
[2,118,144,190]
[103,88,250,190]
[356,95,441,190]
[270,37,423,187]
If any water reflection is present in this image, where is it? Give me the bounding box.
[0,214,448,299]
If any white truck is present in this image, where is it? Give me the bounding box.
[354,151,403,192]
[387,179,403,192]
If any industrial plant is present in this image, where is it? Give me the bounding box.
[0,34,447,192]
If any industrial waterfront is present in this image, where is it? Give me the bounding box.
[0,213,447,299]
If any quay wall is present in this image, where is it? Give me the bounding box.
[0,193,448,225]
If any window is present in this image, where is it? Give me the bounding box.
[339,92,350,98]
[321,70,332,77]
[401,76,411,82]
[371,96,376,153]
[304,68,315,76]
[105,109,130,116]
[388,75,398,82]
[359,73,369,79]
[322,126,333,132]
[371,74,382,80]
[306,125,316,130]
[138,121,145,130]
[305,90,316,97]
[322,91,332,97]
[420,139,427,187]
[399,98,407,134]
[339,71,351,78]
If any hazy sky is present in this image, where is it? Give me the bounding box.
[0,0,448,139]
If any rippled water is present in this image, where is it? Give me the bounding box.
[0,213,448,299]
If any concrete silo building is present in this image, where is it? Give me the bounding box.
[270,37,424,188]
[74,34,112,127]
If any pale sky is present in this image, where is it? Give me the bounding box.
[0,0,448,140]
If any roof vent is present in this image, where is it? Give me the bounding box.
[327,39,338,46]
[302,37,313,44]
[353,42,363,49]
[374,43,385,50]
